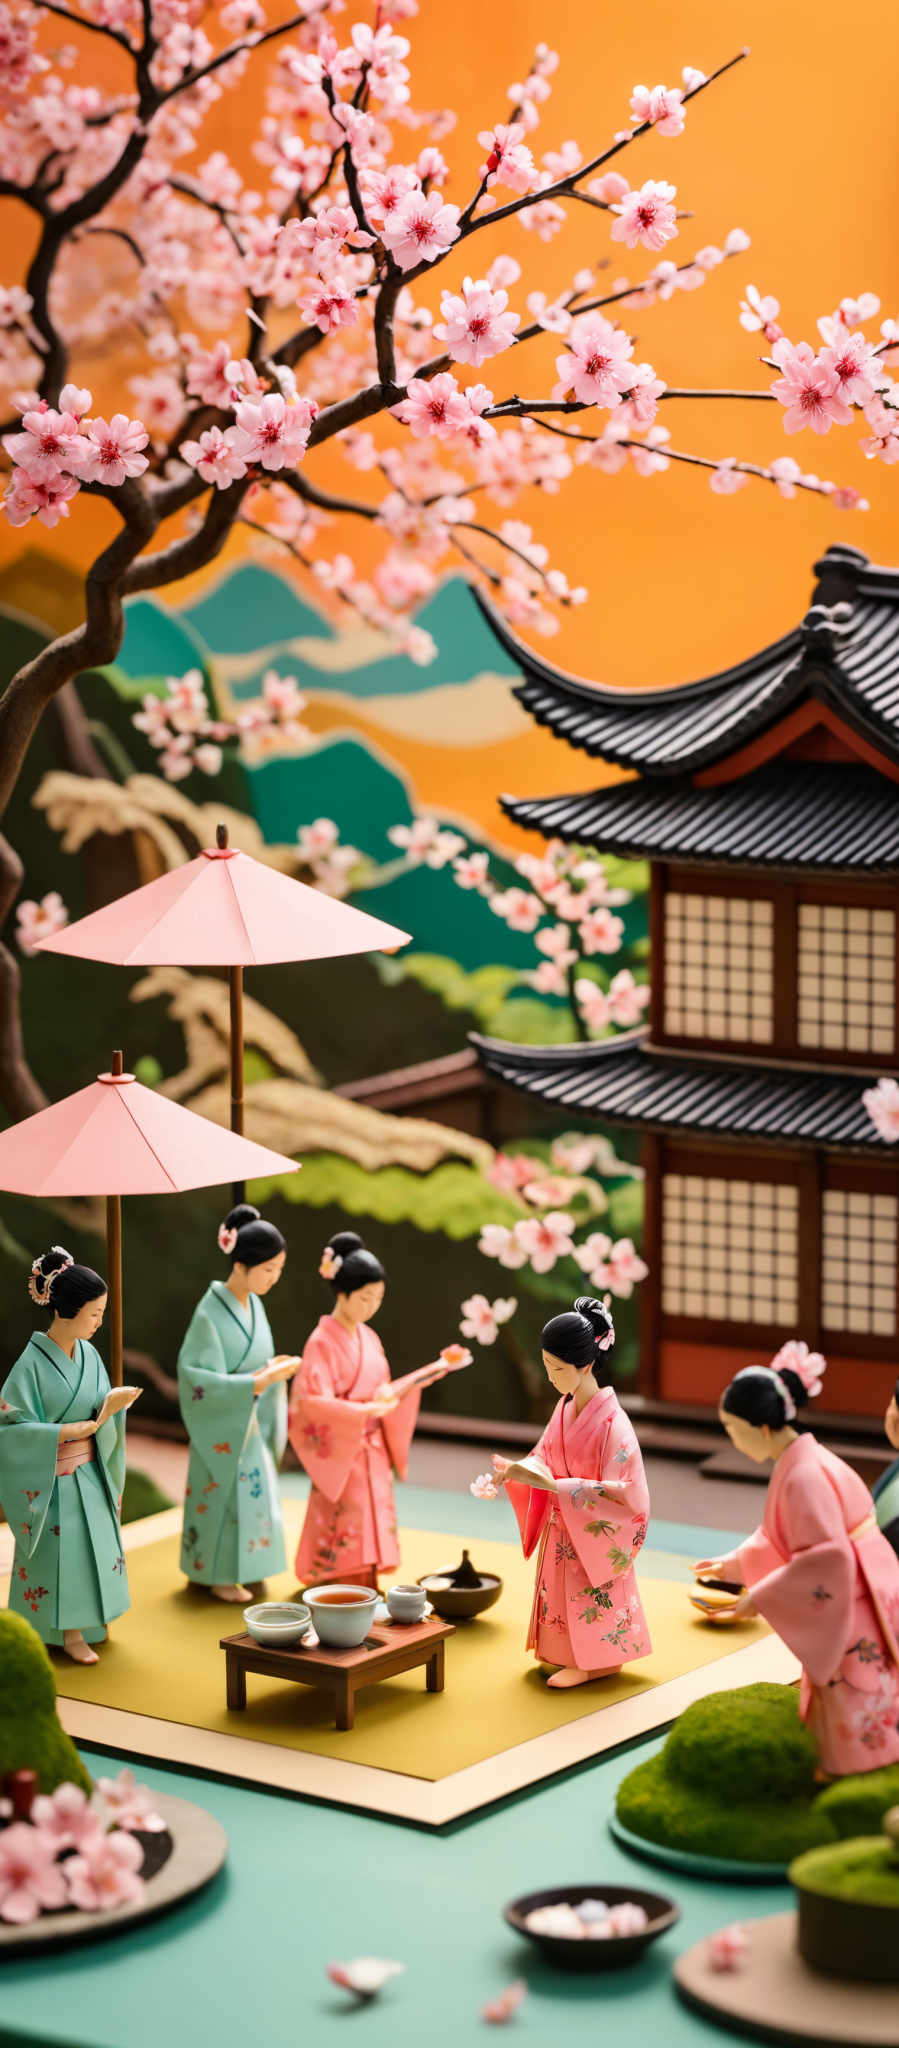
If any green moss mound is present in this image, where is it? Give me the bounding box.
[665,1683,818,1804]
[617,1749,832,1863]
[0,1613,91,1794]
[816,1767,899,1841]
[791,1837,899,1907]
[121,1468,173,1523]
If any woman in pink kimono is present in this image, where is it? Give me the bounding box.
[289,1233,459,1588]
[495,1297,651,1690]
[695,1342,899,1777]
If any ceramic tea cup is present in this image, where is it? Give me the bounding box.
[386,1583,427,1624]
[304,1583,380,1649]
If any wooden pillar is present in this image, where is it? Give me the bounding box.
[796,1149,823,1348]
[229,963,245,1207]
[638,1131,663,1396]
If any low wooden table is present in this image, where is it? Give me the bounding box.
[220,1615,455,1732]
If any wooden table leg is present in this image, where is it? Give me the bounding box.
[426,1642,445,1694]
[335,1677,355,1732]
[226,1653,247,1711]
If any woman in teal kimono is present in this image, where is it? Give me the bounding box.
[0,1246,140,1665]
[178,1204,297,1602]
[874,1376,899,1560]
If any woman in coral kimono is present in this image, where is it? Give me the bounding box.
[178,1204,297,1603]
[695,1343,899,1777]
[0,1247,140,1664]
[290,1233,461,1588]
[495,1297,651,1689]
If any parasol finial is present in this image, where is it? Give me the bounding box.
[111,1049,123,1076]
[216,822,229,850]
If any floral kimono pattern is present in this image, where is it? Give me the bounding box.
[0,1333,129,1646]
[718,1432,899,1775]
[288,1314,420,1581]
[178,1281,287,1585]
[505,1386,651,1672]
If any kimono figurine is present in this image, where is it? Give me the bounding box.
[695,1342,899,1777]
[0,1246,141,1665]
[496,1296,651,1689]
[289,1232,461,1588]
[178,1204,297,1603]
[873,1376,899,1561]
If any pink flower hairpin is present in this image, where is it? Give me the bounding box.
[217,1224,238,1255]
[319,1247,342,1280]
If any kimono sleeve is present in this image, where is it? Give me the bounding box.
[178,1307,255,1482]
[0,1357,60,1557]
[555,1408,650,1582]
[287,1334,367,1503]
[91,1348,127,1504]
[378,1337,421,1481]
[505,1426,554,1559]
[740,1464,856,1686]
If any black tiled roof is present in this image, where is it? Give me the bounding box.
[476,547,899,774]
[501,763,899,873]
[472,1030,888,1151]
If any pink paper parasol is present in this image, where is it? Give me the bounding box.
[0,1051,299,1383]
[38,822,411,1196]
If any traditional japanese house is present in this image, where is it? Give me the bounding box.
[474,545,899,1421]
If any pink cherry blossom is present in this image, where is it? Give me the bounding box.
[453,850,490,892]
[769,341,852,435]
[388,816,465,866]
[477,1223,529,1270]
[575,978,611,1033]
[297,278,359,335]
[521,1174,582,1208]
[607,968,650,1025]
[629,426,670,476]
[31,1784,103,1850]
[739,284,781,336]
[482,1979,527,2023]
[588,171,630,203]
[64,1828,144,1913]
[513,1211,576,1273]
[768,455,803,497]
[72,414,150,486]
[470,1470,499,1500]
[228,393,316,471]
[393,373,473,440]
[490,887,543,933]
[859,397,899,464]
[629,84,685,137]
[605,1238,649,1298]
[573,1231,613,1281]
[818,330,878,406]
[488,1152,542,1194]
[3,470,81,529]
[4,405,90,479]
[478,124,537,194]
[298,818,339,859]
[460,1293,517,1346]
[610,181,678,253]
[0,1823,68,1924]
[531,959,568,995]
[380,188,461,271]
[553,317,634,408]
[183,337,234,406]
[710,459,749,495]
[578,905,625,954]
[180,425,247,488]
[433,278,520,367]
[708,1925,748,1972]
[16,891,69,954]
[94,1770,166,1834]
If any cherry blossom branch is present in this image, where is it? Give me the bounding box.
[532,415,855,500]
[29,1,137,53]
[153,13,317,109]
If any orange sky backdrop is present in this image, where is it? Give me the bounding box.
[3,0,899,697]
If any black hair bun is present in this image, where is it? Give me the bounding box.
[328,1231,365,1259]
[222,1203,260,1233]
[778,1367,810,1411]
[574,1295,616,1352]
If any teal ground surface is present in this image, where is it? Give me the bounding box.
[0,1502,771,2048]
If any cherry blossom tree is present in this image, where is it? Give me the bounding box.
[1,5,898,1122]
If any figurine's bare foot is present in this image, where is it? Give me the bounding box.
[546,1665,615,1688]
[62,1630,99,1665]
[211,1582,253,1603]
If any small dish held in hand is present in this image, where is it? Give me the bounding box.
[243,1601,311,1646]
[504,1884,679,1972]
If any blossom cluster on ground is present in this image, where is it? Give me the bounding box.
[0,1770,165,1925]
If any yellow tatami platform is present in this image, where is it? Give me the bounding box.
[2,1504,799,1823]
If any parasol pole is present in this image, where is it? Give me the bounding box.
[217,823,246,1205]
[106,1050,124,1387]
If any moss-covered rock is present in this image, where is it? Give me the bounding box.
[790,1836,899,1906]
[616,1749,832,1863]
[816,1766,899,1841]
[0,1612,91,1794]
[664,1683,818,1804]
